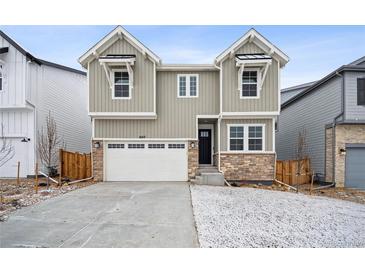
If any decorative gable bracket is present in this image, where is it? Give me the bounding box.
[99,55,135,90]
[236,54,272,92]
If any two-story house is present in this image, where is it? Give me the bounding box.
[276,56,365,189]
[0,30,91,177]
[79,26,289,183]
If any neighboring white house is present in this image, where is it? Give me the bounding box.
[0,30,91,178]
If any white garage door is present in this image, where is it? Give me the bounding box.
[105,142,188,181]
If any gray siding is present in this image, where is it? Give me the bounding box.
[276,77,342,175]
[281,88,308,104]
[89,38,155,113]
[344,71,365,121]
[95,71,219,138]
[222,42,279,112]
[220,119,273,151]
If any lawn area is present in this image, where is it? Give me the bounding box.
[190,185,365,248]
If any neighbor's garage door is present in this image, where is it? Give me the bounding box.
[345,144,365,189]
[105,142,188,181]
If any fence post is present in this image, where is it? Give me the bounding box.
[35,162,39,194]
[59,149,63,186]
[17,161,20,186]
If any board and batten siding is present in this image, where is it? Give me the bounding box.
[276,77,342,175]
[0,34,27,107]
[222,42,279,112]
[89,37,155,113]
[344,71,365,121]
[220,119,273,151]
[95,71,219,138]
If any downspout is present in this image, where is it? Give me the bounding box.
[214,61,223,172]
[331,71,345,187]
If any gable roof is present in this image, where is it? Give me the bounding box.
[0,30,86,76]
[78,26,161,67]
[281,81,317,93]
[349,55,365,66]
[214,28,289,67]
[282,62,365,110]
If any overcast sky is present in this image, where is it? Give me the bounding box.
[1,25,364,88]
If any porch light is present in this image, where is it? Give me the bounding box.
[94,141,100,149]
[21,138,30,142]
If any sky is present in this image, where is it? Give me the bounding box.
[0,25,364,88]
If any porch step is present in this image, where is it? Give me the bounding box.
[192,166,225,186]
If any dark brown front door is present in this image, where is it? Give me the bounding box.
[199,129,211,164]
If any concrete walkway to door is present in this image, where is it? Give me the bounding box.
[0,182,199,248]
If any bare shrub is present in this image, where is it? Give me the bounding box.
[0,123,14,167]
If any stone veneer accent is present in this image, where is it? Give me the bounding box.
[325,127,334,183]
[92,140,104,182]
[220,153,275,181]
[334,124,365,187]
[188,140,199,180]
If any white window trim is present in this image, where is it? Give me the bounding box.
[177,74,199,98]
[111,69,131,100]
[240,67,261,99]
[227,124,266,152]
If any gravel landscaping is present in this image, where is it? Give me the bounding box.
[190,185,365,248]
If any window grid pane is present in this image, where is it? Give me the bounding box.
[248,126,263,151]
[190,76,197,96]
[114,71,129,98]
[229,126,244,151]
[179,76,186,96]
[242,70,258,97]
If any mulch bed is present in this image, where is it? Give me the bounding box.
[238,181,365,205]
[0,178,97,221]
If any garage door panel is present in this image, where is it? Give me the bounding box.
[345,146,365,189]
[106,142,188,182]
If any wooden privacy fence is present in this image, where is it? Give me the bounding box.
[276,158,312,185]
[59,149,91,180]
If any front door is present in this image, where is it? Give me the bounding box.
[199,129,211,164]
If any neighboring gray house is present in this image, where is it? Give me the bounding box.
[79,26,289,183]
[0,30,91,177]
[276,56,365,189]
[281,81,316,104]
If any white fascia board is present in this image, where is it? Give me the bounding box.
[220,151,276,154]
[79,26,161,67]
[221,112,279,118]
[99,58,135,64]
[0,105,34,111]
[89,112,157,119]
[196,114,220,119]
[93,138,197,141]
[157,64,218,71]
[215,29,289,66]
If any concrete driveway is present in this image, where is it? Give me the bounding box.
[0,182,198,248]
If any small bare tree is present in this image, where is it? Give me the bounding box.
[0,123,15,167]
[294,128,308,190]
[37,111,65,187]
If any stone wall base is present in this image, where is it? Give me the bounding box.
[188,141,199,180]
[219,153,275,181]
[92,140,104,182]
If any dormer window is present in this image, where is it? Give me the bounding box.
[236,54,272,99]
[112,70,130,99]
[177,74,199,98]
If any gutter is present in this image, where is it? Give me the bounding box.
[214,62,223,172]
[330,71,345,187]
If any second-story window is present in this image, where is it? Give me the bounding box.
[357,78,365,106]
[113,70,130,99]
[241,69,260,98]
[177,74,199,98]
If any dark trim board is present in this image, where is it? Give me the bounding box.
[0,47,9,54]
